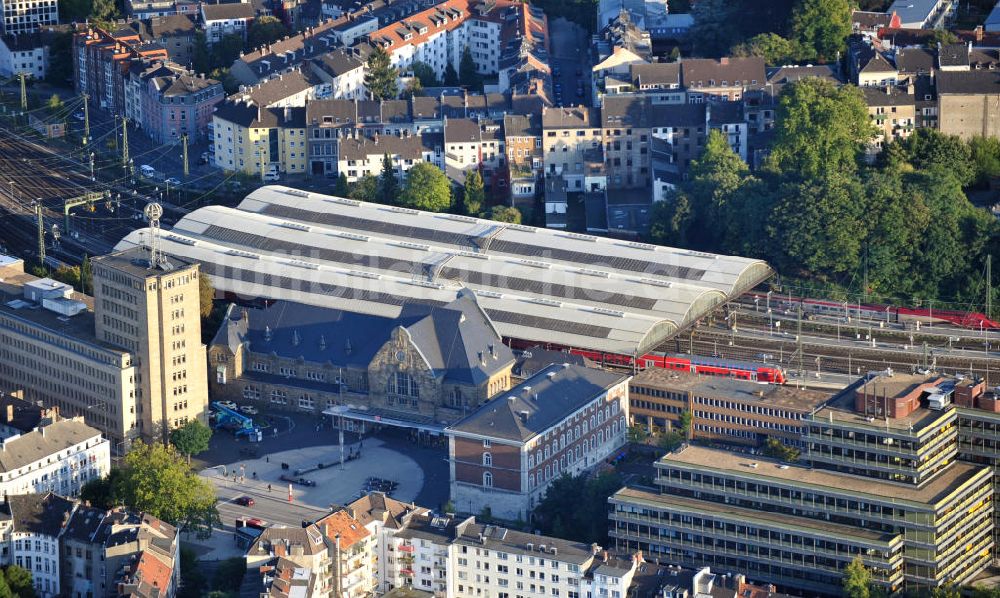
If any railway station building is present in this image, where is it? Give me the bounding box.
[207,290,516,431]
[115,184,773,361]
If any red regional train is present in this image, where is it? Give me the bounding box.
[568,349,787,384]
[774,297,999,330]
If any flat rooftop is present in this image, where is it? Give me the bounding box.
[631,368,831,412]
[659,445,989,506]
[0,268,119,353]
[613,487,898,544]
[114,185,773,356]
[812,373,953,433]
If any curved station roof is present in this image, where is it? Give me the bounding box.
[116,186,772,355]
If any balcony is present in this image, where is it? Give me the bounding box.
[400,569,414,576]
[398,544,415,553]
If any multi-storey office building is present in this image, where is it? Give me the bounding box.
[91,247,209,442]
[447,363,629,520]
[805,373,959,486]
[611,444,993,595]
[0,256,140,450]
[628,367,830,447]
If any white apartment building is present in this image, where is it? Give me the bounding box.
[0,493,76,598]
[309,49,367,100]
[200,1,254,44]
[336,133,432,183]
[0,0,57,36]
[383,509,643,598]
[0,33,47,77]
[0,418,109,498]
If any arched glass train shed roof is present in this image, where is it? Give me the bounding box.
[115,185,773,356]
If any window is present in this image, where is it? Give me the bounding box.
[483,471,493,487]
[483,452,492,466]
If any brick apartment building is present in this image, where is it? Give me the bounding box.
[447,363,629,520]
[72,25,168,114]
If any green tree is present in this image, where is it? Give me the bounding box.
[58,0,90,21]
[178,547,207,598]
[969,135,1000,187]
[842,556,871,598]
[685,130,753,249]
[199,273,214,319]
[930,29,959,47]
[762,437,800,462]
[349,174,379,202]
[897,128,975,187]
[488,205,522,223]
[212,557,247,593]
[3,566,37,598]
[80,254,92,295]
[768,172,864,276]
[214,34,246,70]
[0,570,12,598]
[90,0,120,24]
[462,170,485,216]
[47,93,63,112]
[115,442,220,535]
[690,0,736,57]
[668,46,681,62]
[45,31,74,85]
[247,16,288,50]
[365,47,399,101]
[410,61,440,87]
[677,409,693,435]
[402,77,424,99]
[400,163,451,212]
[534,472,621,544]
[765,78,873,180]
[790,0,851,61]
[443,63,459,87]
[378,154,400,204]
[333,173,351,197]
[731,33,799,64]
[459,46,482,90]
[51,265,82,290]
[649,191,694,247]
[657,430,685,451]
[627,424,649,443]
[80,467,125,509]
[193,32,213,74]
[170,420,213,463]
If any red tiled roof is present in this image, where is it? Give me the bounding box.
[134,552,172,594]
[316,509,370,549]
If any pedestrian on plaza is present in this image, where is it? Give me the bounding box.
[268,484,272,492]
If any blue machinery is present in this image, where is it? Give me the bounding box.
[211,402,262,442]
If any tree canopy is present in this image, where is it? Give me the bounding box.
[109,442,220,535]
[247,16,288,50]
[170,420,213,461]
[488,205,522,223]
[365,47,399,101]
[199,273,214,319]
[0,566,36,598]
[462,170,485,216]
[459,46,483,91]
[789,0,852,61]
[400,163,451,212]
[378,154,400,204]
[410,61,440,87]
[842,557,872,598]
[534,472,622,543]
[349,174,379,202]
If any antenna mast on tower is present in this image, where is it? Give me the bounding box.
[144,203,164,268]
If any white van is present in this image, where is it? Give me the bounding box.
[139,164,156,178]
[263,172,280,182]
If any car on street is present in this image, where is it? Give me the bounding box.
[198,152,210,165]
[263,172,281,182]
[164,177,181,186]
[236,517,268,530]
[279,474,317,487]
[239,405,258,415]
[234,496,255,507]
[217,400,237,410]
[73,112,85,121]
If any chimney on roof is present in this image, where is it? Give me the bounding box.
[976,25,984,43]
[518,410,529,424]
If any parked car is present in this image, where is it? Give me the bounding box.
[217,400,237,410]
[239,405,258,415]
[235,496,255,507]
[263,172,280,182]
[164,177,181,186]
[73,112,85,121]
[280,474,316,487]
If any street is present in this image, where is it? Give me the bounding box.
[549,18,594,107]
